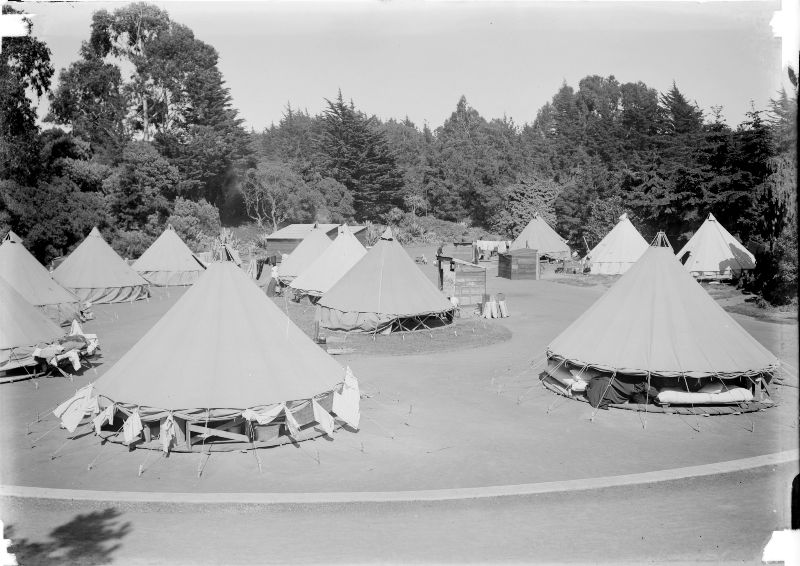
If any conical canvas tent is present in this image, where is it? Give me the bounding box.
[132,225,206,286]
[290,224,367,299]
[318,228,455,333]
[585,213,648,274]
[510,214,571,259]
[80,262,358,450]
[0,232,84,326]
[53,227,150,304]
[0,275,63,371]
[277,224,332,284]
[676,213,756,280]
[547,246,778,380]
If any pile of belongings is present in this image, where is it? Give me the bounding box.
[33,321,100,374]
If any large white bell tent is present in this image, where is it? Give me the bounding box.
[276,223,332,285]
[510,214,571,259]
[0,231,85,326]
[53,227,150,304]
[132,225,206,286]
[675,213,756,280]
[52,262,360,452]
[543,244,778,414]
[0,275,63,373]
[584,213,648,275]
[289,224,367,300]
[317,228,455,333]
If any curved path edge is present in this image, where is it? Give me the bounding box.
[1,449,797,505]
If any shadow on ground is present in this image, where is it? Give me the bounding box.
[7,507,130,565]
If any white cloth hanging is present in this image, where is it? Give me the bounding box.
[53,384,94,433]
[160,414,176,453]
[242,404,284,425]
[69,320,83,336]
[284,405,300,437]
[312,399,335,436]
[92,405,115,435]
[332,366,361,429]
[122,411,143,445]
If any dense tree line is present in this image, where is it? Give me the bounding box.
[1,3,796,303]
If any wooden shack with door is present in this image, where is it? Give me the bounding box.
[498,248,540,280]
[436,256,487,306]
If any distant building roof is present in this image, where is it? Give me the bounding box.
[266,224,366,240]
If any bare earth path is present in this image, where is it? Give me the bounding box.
[2,462,794,564]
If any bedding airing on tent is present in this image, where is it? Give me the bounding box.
[584,213,648,275]
[52,262,360,452]
[317,228,455,333]
[277,223,332,285]
[289,224,366,300]
[0,230,88,325]
[53,227,150,304]
[0,275,63,376]
[132,225,206,286]
[675,213,756,280]
[510,214,571,259]
[542,244,779,413]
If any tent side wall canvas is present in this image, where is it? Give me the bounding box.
[53,227,150,304]
[317,228,455,333]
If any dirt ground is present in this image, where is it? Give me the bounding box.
[2,462,795,564]
[0,248,797,496]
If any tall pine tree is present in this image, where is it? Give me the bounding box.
[316,92,403,220]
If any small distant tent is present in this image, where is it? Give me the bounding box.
[318,228,455,333]
[510,214,571,259]
[277,224,332,284]
[0,275,63,372]
[52,227,150,304]
[0,231,84,325]
[676,213,756,280]
[132,225,206,286]
[585,213,648,275]
[290,224,367,299]
[77,262,359,450]
[544,246,778,410]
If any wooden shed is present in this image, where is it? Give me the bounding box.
[498,248,540,280]
[266,224,367,257]
[436,256,487,306]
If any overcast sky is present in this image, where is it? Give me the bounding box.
[22,1,788,131]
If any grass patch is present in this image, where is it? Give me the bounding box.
[272,296,512,356]
[549,273,620,288]
[724,303,798,324]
